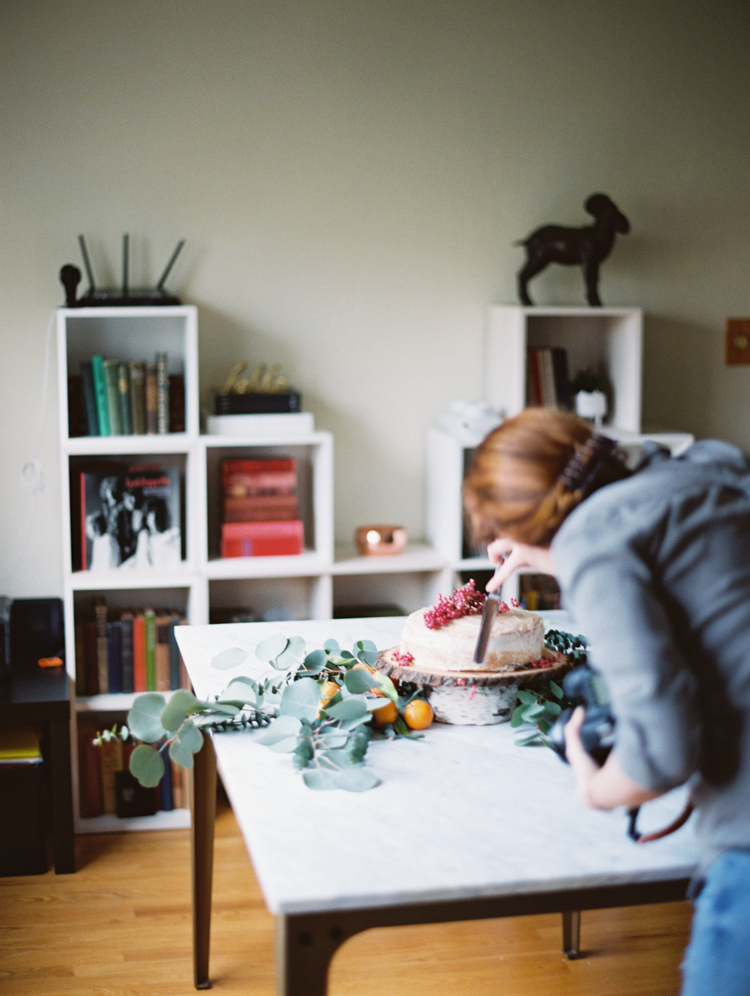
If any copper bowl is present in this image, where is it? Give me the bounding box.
[355,525,408,557]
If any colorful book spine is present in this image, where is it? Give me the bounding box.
[106,619,122,694]
[155,614,171,691]
[83,620,99,695]
[129,361,146,434]
[156,351,169,434]
[145,363,158,434]
[132,612,147,692]
[221,519,304,557]
[144,609,157,690]
[78,729,103,818]
[103,358,122,435]
[117,362,133,434]
[93,596,109,694]
[90,355,111,436]
[120,611,134,693]
[80,361,99,435]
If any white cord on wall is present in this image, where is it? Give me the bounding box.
[0,310,56,588]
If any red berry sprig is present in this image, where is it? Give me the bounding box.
[423,579,487,629]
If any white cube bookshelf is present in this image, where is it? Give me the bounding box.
[485,306,643,432]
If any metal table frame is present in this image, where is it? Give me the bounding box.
[189,733,690,995]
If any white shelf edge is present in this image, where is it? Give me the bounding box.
[199,430,332,448]
[64,433,195,456]
[333,543,447,575]
[76,809,191,834]
[202,550,331,579]
[67,569,201,591]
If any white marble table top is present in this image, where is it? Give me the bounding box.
[176,614,700,916]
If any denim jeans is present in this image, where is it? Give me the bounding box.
[681,849,750,996]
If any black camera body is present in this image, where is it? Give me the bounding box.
[548,664,616,766]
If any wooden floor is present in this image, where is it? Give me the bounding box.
[0,786,693,996]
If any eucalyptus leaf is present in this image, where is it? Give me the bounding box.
[279,677,321,721]
[323,638,340,654]
[326,697,369,722]
[273,634,306,670]
[169,738,195,768]
[253,714,302,744]
[211,701,243,715]
[129,743,165,786]
[302,768,341,790]
[269,737,303,753]
[173,718,203,754]
[127,693,167,743]
[303,649,328,672]
[354,639,378,665]
[316,730,349,749]
[335,766,380,792]
[256,633,289,663]
[211,646,248,670]
[344,668,379,694]
[160,689,201,732]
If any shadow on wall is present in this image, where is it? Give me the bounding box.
[642,315,719,439]
[196,304,298,418]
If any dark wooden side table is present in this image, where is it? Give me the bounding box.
[0,664,76,873]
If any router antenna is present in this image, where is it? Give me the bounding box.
[78,235,96,291]
[122,233,129,295]
[156,239,185,291]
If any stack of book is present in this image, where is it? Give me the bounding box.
[68,351,185,437]
[77,719,186,820]
[74,597,189,697]
[220,457,305,557]
[526,347,571,409]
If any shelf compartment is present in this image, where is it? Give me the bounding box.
[57,305,198,441]
[65,450,192,576]
[76,809,190,835]
[208,574,332,623]
[198,432,333,566]
[486,305,643,433]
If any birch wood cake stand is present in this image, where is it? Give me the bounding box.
[375,648,570,726]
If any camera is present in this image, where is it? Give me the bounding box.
[547,664,616,766]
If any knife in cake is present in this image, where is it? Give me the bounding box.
[473,590,501,665]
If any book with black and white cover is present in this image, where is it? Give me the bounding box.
[80,464,182,571]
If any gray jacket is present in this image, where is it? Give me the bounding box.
[552,440,750,863]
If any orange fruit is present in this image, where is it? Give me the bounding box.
[319,680,341,707]
[403,699,434,730]
[372,700,398,726]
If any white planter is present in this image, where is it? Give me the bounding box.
[575,389,607,427]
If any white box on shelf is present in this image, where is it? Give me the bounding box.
[206,412,315,436]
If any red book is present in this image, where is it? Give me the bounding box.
[223,493,300,522]
[132,612,147,692]
[527,349,543,406]
[78,729,103,818]
[221,457,297,496]
[221,520,304,557]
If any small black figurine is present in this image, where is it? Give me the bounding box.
[516,194,630,307]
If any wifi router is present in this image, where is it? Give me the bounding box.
[59,234,185,307]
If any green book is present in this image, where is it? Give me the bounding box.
[90,355,110,436]
[117,362,133,435]
[144,608,157,691]
[129,361,146,434]
[103,359,122,435]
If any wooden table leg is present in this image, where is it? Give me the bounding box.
[562,909,581,958]
[191,731,217,990]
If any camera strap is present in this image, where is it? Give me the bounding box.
[626,795,695,844]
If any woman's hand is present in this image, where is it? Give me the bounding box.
[485,538,555,592]
[564,707,661,810]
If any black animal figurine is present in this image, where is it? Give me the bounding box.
[516,194,630,307]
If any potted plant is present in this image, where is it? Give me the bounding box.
[570,368,609,427]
